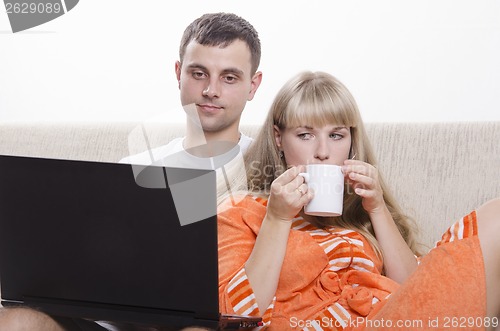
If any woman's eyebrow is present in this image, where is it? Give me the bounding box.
[295,126,348,130]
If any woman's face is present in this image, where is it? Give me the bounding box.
[274,124,352,166]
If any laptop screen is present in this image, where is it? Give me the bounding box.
[0,155,219,325]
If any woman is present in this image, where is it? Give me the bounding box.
[217,71,500,330]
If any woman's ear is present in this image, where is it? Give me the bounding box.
[273,125,282,150]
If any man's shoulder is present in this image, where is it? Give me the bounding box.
[239,133,254,154]
[119,137,184,164]
[119,132,253,165]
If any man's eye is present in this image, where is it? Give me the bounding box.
[224,75,237,83]
[193,72,206,79]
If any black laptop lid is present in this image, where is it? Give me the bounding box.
[0,155,219,321]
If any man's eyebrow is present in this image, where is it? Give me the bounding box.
[186,63,207,71]
[221,68,245,76]
[186,64,244,76]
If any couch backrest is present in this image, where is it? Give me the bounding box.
[0,121,499,251]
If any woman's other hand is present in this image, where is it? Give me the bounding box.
[342,160,386,216]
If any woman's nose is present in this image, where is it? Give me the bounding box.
[314,139,330,161]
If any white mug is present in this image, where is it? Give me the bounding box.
[299,164,344,217]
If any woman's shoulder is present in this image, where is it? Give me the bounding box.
[218,193,267,210]
[218,193,269,228]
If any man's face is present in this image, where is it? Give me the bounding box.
[175,39,262,136]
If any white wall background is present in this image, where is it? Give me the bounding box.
[1,0,499,125]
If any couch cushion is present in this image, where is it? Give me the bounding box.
[0,121,498,251]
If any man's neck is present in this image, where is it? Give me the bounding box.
[184,126,240,158]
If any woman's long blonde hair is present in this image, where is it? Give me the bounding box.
[238,71,420,260]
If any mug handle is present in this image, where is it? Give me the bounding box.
[298,172,309,182]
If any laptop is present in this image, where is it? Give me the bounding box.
[0,155,262,330]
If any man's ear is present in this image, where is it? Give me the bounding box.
[273,125,282,150]
[175,61,182,89]
[247,71,263,101]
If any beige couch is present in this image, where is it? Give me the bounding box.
[0,121,498,295]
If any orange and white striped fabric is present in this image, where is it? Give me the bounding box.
[218,196,484,330]
[435,210,477,247]
[226,268,275,328]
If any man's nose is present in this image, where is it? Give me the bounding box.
[202,78,221,98]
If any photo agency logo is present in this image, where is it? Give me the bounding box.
[4,0,79,33]
[126,110,248,227]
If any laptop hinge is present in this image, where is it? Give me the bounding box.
[12,296,219,329]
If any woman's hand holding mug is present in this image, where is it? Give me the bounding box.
[266,166,312,222]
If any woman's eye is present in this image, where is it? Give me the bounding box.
[330,133,343,140]
[298,133,313,140]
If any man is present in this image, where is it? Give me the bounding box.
[173,11,262,159]
[122,12,262,169]
[0,12,262,331]
[123,12,263,226]
[123,12,262,225]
